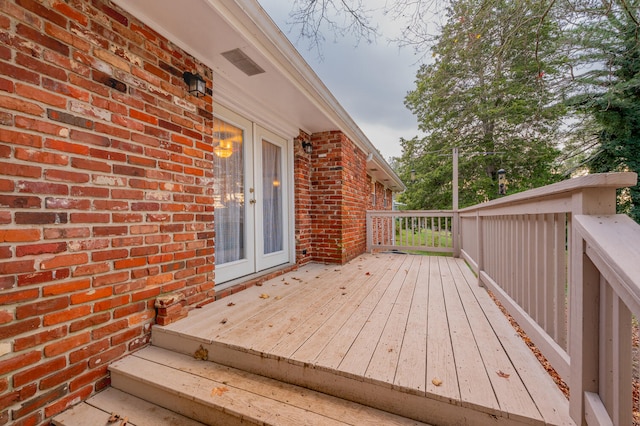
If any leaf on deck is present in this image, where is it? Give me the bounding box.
[496,370,510,379]
[432,378,443,386]
[211,386,229,397]
[259,293,270,299]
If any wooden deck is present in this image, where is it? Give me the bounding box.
[151,253,574,425]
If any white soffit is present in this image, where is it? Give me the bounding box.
[111,0,405,192]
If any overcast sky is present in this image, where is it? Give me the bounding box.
[258,1,427,161]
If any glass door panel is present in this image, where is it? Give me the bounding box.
[255,127,289,271]
[262,140,283,254]
[212,105,255,285]
[213,117,245,264]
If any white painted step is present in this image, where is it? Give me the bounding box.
[51,387,206,426]
[109,346,430,426]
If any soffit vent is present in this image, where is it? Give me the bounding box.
[221,48,265,76]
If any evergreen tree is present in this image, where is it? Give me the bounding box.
[397,0,565,209]
[567,1,640,221]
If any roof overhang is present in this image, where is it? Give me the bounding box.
[111,0,405,192]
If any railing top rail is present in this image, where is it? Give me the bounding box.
[459,172,637,214]
[574,214,640,316]
[367,210,454,217]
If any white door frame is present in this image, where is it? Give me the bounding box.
[213,103,294,285]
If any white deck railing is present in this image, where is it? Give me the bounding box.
[460,172,638,426]
[366,210,457,255]
[368,172,639,425]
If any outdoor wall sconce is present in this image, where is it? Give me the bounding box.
[183,71,206,98]
[302,140,313,154]
[410,169,416,182]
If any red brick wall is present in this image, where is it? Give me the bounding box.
[309,131,342,263]
[0,1,215,424]
[340,135,368,263]
[293,131,312,265]
[308,131,370,264]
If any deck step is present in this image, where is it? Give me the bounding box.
[108,346,430,426]
[51,387,206,426]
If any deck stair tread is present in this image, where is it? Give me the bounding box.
[51,387,206,426]
[109,345,431,426]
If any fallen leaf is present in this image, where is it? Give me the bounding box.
[227,302,235,307]
[194,345,208,361]
[365,272,371,276]
[496,370,510,379]
[220,318,228,324]
[211,386,229,397]
[340,286,346,290]
[259,293,270,299]
[432,378,443,386]
[274,296,282,300]
[342,292,347,295]
[256,282,263,286]
[284,282,289,285]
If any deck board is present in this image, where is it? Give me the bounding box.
[394,255,429,393]
[445,257,542,422]
[425,256,460,403]
[157,253,574,425]
[439,256,500,413]
[365,255,420,383]
[297,255,407,367]
[456,259,574,425]
[270,257,394,358]
[338,255,416,377]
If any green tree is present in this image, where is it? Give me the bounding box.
[398,0,564,209]
[567,0,640,221]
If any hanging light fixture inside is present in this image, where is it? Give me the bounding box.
[214,138,233,158]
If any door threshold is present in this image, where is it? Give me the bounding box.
[214,262,298,297]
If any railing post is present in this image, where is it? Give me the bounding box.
[453,212,460,258]
[568,187,619,425]
[476,211,483,287]
[366,211,372,253]
[569,233,600,424]
[453,147,460,258]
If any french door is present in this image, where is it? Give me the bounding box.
[213,105,290,284]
